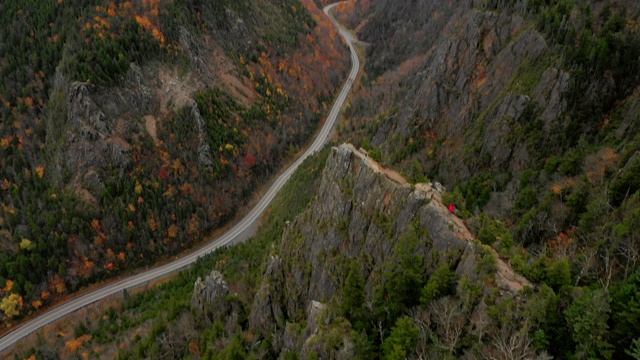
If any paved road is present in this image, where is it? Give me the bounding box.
[0,3,359,354]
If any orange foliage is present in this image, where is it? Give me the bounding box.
[187,214,200,235]
[548,230,576,250]
[24,97,34,108]
[152,28,165,44]
[188,339,201,355]
[118,251,126,262]
[91,219,101,231]
[65,334,92,353]
[79,258,94,278]
[180,182,192,195]
[4,279,14,292]
[148,214,158,232]
[94,235,103,247]
[135,15,152,31]
[167,224,179,238]
[49,274,66,294]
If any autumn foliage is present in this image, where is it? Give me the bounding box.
[0,0,349,325]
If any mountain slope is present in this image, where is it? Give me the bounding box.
[337,0,640,358]
[4,0,640,359]
[249,144,535,358]
[0,0,348,326]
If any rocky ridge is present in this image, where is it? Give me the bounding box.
[246,143,531,357]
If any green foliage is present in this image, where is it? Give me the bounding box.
[341,260,366,329]
[565,176,590,221]
[381,316,418,360]
[628,338,640,360]
[611,270,640,359]
[201,320,227,353]
[514,185,538,214]
[442,187,470,218]
[564,288,613,360]
[408,159,429,183]
[610,154,640,206]
[545,258,572,291]
[65,20,163,86]
[543,155,560,175]
[557,148,584,176]
[420,262,455,306]
[457,276,482,311]
[523,285,558,345]
[475,243,498,280]
[211,335,247,360]
[476,213,513,254]
[461,173,494,211]
[374,221,427,326]
[369,147,382,162]
[74,321,90,338]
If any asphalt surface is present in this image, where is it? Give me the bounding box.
[0,3,359,354]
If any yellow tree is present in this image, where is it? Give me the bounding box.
[0,293,24,318]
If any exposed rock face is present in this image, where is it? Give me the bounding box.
[341,1,574,197]
[249,143,530,354]
[188,99,215,169]
[370,9,547,152]
[49,64,154,194]
[192,270,231,321]
[249,256,287,333]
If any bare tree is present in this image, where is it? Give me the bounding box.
[574,246,598,286]
[483,328,535,360]
[408,307,432,359]
[619,235,640,280]
[599,247,616,290]
[430,296,467,353]
[469,304,490,344]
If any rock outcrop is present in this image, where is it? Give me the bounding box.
[192,270,231,321]
[340,0,573,198]
[248,143,531,356]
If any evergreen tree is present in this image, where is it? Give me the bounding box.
[341,260,365,328]
[565,288,613,360]
[382,316,418,360]
[421,262,455,306]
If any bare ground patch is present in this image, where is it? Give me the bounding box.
[144,115,158,143]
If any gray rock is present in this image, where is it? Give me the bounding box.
[191,270,231,321]
[249,256,287,335]
[189,99,215,169]
[250,144,531,357]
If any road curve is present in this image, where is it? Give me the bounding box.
[0,3,359,354]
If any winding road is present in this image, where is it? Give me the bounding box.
[0,3,359,354]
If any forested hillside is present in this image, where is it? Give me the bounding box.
[0,0,348,325]
[339,0,640,358]
[5,0,640,359]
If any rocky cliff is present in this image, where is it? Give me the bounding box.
[247,144,533,358]
[332,1,640,358]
